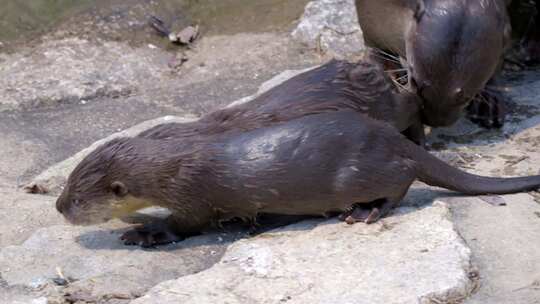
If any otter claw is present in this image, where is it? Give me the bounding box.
[466,88,507,129]
[340,200,396,224]
[120,228,184,248]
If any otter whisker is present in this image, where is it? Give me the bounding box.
[384,68,408,73]
[391,78,412,93]
[371,49,401,64]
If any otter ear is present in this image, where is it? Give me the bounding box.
[110,181,128,197]
[407,0,425,22]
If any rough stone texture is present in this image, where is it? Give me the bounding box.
[0,188,62,247]
[292,0,365,58]
[0,220,239,303]
[226,66,318,108]
[132,203,474,304]
[0,38,169,112]
[451,194,540,304]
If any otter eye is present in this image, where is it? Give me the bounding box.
[454,88,465,100]
[110,181,128,197]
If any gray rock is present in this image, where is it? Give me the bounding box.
[450,194,540,304]
[292,0,365,58]
[0,188,63,247]
[226,66,318,108]
[0,38,172,112]
[0,222,237,303]
[132,202,475,304]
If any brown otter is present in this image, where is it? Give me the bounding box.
[139,58,425,144]
[355,0,511,128]
[56,110,540,247]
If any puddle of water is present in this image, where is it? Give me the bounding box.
[184,0,310,35]
[0,0,94,42]
[0,0,309,47]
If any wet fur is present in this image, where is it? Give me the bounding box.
[356,0,510,127]
[57,111,540,238]
[138,59,421,141]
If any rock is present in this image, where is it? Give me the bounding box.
[292,0,365,58]
[132,202,475,304]
[0,188,63,247]
[226,66,318,108]
[25,115,198,195]
[0,222,237,303]
[174,25,199,44]
[0,38,171,112]
[0,286,39,304]
[450,194,540,304]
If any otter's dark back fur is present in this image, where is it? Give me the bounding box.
[139,59,418,140]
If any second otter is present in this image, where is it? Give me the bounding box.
[140,58,425,144]
[356,0,510,128]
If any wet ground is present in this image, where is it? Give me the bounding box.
[0,0,309,51]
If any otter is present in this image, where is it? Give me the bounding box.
[56,110,540,247]
[139,58,425,144]
[355,0,511,128]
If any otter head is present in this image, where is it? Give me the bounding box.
[405,0,508,126]
[56,138,153,225]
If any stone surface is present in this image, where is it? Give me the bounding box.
[0,188,62,247]
[451,194,540,304]
[292,0,365,58]
[0,38,168,112]
[132,203,474,304]
[226,66,318,108]
[0,220,241,303]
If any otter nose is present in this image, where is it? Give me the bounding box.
[56,199,64,214]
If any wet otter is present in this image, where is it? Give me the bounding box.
[56,110,540,247]
[356,0,510,128]
[140,58,425,144]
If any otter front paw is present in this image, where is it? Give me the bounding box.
[120,226,185,248]
[466,88,507,129]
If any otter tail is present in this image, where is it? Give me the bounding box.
[405,141,540,195]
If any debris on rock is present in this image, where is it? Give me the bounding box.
[174,25,199,45]
[23,183,49,194]
[149,16,199,45]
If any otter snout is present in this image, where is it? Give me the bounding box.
[55,193,96,225]
[55,191,69,215]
